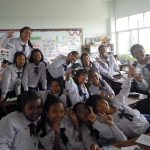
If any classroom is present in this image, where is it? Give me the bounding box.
[0,0,150,150]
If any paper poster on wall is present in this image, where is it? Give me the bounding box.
[0,29,83,61]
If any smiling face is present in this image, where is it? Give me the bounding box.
[75,103,90,122]
[16,54,26,68]
[20,29,32,43]
[131,48,145,61]
[77,73,88,84]
[23,99,43,122]
[89,71,100,86]
[95,99,110,115]
[82,55,91,67]
[47,103,65,124]
[50,81,61,94]
[33,51,42,63]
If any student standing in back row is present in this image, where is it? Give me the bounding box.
[1,26,33,62]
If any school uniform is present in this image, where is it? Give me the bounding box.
[135,56,150,91]
[2,37,32,62]
[111,77,150,138]
[89,80,115,96]
[22,62,47,91]
[38,90,67,106]
[65,78,89,106]
[38,115,84,150]
[0,111,39,150]
[96,54,119,76]
[0,64,23,98]
[80,119,127,149]
[47,54,71,79]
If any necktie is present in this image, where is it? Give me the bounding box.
[28,123,37,137]
[118,109,133,122]
[21,44,26,52]
[17,72,22,79]
[34,67,38,75]
[60,128,68,146]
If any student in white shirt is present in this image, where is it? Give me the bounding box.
[97,45,120,76]
[22,49,47,91]
[0,52,26,102]
[39,79,67,106]
[65,69,89,106]
[86,66,150,138]
[47,51,79,79]
[80,53,115,80]
[88,70,115,100]
[38,94,84,150]
[73,102,126,149]
[1,27,33,62]
[130,44,150,91]
[0,91,43,150]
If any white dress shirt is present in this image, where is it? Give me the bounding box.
[135,56,150,91]
[47,54,72,78]
[39,115,84,150]
[111,78,149,138]
[0,64,23,98]
[81,119,127,150]
[65,78,89,106]
[96,54,119,76]
[0,111,39,150]
[2,37,32,62]
[22,62,47,91]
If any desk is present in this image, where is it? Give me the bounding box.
[127,93,147,106]
[100,134,150,150]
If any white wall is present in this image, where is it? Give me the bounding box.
[0,0,111,43]
[114,0,150,18]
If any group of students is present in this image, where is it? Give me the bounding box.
[0,26,150,150]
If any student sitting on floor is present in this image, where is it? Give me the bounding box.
[0,91,43,150]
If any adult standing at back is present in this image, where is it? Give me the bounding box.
[1,26,33,62]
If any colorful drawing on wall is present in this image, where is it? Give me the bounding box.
[0,29,83,61]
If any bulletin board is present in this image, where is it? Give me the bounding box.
[0,28,83,61]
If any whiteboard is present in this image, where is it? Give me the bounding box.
[0,29,83,61]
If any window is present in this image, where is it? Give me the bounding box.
[115,11,150,55]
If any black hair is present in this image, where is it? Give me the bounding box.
[13,51,26,65]
[98,45,107,53]
[73,69,89,100]
[20,26,33,48]
[16,91,42,112]
[73,102,87,114]
[70,51,79,56]
[2,59,10,64]
[82,47,90,54]
[50,79,63,97]
[130,44,144,56]
[85,94,110,113]
[80,53,90,66]
[29,48,44,63]
[88,70,105,88]
[37,94,63,137]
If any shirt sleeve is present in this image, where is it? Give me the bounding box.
[40,64,47,90]
[1,66,12,98]
[65,78,82,106]
[22,64,29,91]
[0,116,17,150]
[113,77,131,104]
